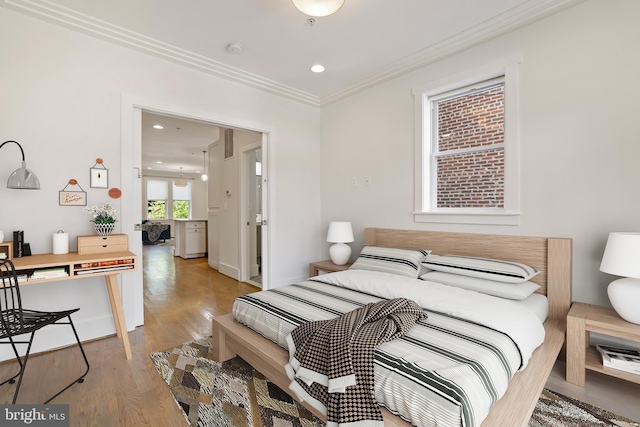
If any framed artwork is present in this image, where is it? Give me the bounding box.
[59,179,87,206]
[90,158,109,188]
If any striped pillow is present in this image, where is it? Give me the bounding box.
[349,246,431,278]
[421,255,539,283]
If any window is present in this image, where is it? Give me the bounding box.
[146,179,168,219]
[172,180,192,219]
[413,57,521,225]
[145,177,193,219]
[433,78,505,209]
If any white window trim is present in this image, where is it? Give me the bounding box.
[412,55,522,226]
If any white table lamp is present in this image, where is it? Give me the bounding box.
[600,232,640,324]
[327,221,354,266]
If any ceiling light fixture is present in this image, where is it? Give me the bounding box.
[292,0,344,17]
[201,150,208,182]
[311,64,325,73]
[153,125,164,129]
[174,167,188,188]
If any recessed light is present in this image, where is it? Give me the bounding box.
[311,64,325,73]
[153,125,164,130]
[147,167,153,170]
[156,161,163,164]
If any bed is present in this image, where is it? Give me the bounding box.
[212,228,572,427]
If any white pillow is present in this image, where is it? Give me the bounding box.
[421,271,540,300]
[350,246,431,279]
[421,255,539,283]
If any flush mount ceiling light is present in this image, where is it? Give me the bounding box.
[292,0,344,17]
[153,124,164,129]
[311,64,325,73]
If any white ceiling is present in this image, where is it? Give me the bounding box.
[3,0,583,106]
[3,0,583,171]
[141,112,222,175]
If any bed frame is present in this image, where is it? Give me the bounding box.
[212,228,572,427]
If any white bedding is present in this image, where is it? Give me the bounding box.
[317,270,545,368]
[510,292,549,323]
[232,269,546,427]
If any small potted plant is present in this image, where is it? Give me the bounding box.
[84,203,118,236]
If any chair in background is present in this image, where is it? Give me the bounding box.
[0,258,90,403]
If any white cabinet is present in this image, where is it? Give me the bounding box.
[174,219,207,259]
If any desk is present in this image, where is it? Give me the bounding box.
[11,251,137,359]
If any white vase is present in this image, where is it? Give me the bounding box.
[94,223,115,236]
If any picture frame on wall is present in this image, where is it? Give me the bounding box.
[59,190,87,206]
[59,179,87,206]
[90,158,109,188]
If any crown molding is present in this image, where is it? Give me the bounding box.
[320,0,586,106]
[2,0,321,106]
[3,0,585,108]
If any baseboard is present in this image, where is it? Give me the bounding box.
[218,262,239,280]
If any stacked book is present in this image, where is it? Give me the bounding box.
[30,267,69,280]
[596,344,640,375]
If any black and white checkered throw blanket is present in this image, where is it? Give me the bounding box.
[284,297,427,427]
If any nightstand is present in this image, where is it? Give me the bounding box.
[566,302,640,387]
[309,259,352,277]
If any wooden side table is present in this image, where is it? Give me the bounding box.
[309,259,352,277]
[566,302,640,386]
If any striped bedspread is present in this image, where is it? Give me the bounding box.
[232,269,545,427]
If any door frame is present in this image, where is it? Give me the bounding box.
[120,93,272,327]
[240,141,265,286]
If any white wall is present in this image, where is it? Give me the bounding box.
[0,8,321,359]
[320,0,640,307]
[217,129,262,279]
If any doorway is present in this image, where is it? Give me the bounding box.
[122,102,269,308]
[241,144,263,287]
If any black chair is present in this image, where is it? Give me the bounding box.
[0,258,90,403]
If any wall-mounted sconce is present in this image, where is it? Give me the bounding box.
[0,140,40,189]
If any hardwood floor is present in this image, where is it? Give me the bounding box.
[0,243,638,425]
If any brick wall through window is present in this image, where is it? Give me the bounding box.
[435,84,504,208]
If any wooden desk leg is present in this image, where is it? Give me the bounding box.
[106,284,122,340]
[105,274,132,360]
[566,314,586,386]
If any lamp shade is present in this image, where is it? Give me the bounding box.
[291,0,344,17]
[326,221,354,243]
[7,161,40,189]
[1,140,40,190]
[600,232,640,278]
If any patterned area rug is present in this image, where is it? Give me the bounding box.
[151,338,640,427]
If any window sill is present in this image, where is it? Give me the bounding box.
[414,211,520,226]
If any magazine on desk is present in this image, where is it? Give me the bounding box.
[596,344,640,375]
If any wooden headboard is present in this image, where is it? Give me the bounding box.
[364,228,572,322]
